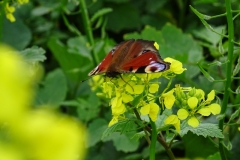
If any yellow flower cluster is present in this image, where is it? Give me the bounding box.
[91,57,186,127]
[3,0,29,22]
[163,85,221,131]
[104,74,161,126]
[0,45,86,160]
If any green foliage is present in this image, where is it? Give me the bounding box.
[21,46,46,63]
[180,123,224,138]
[87,118,108,147]
[103,132,140,152]
[182,132,219,158]
[35,69,67,106]
[102,119,139,139]
[2,18,31,50]
[1,0,240,159]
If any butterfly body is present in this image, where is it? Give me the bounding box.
[88,39,170,77]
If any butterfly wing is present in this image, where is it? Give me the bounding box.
[88,50,113,76]
[88,39,170,77]
[120,40,170,73]
[122,52,169,73]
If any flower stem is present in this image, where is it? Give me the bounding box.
[132,108,175,159]
[79,0,97,66]
[149,120,157,160]
[0,0,7,41]
[218,0,234,159]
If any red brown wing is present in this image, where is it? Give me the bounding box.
[120,40,170,73]
[88,50,113,76]
[121,51,170,73]
[88,39,170,76]
[88,40,132,76]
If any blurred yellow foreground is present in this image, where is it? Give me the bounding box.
[0,44,87,160]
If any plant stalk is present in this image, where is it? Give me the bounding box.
[79,0,97,66]
[149,120,157,160]
[218,0,234,159]
[0,0,7,42]
[133,108,175,160]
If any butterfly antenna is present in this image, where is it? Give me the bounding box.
[80,77,92,83]
[119,74,134,92]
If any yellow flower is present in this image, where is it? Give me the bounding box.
[197,108,211,116]
[140,104,150,115]
[111,96,126,115]
[148,72,162,80]
[149,103,160,121]
[109,115,119,126]
[187,117,199,128]
[207,103,221,115]
[140,103,160,122]
[164,57,186,74]
[4,0,29,22]
[195,89,205,100]
[90,75,104,90]
[0,45,87,160]
[206,90,215,102]
[187,97,198,109]
[16,110,87,160]
[6,3,15,12]
[147,93,156,103]
[0,45,31,123]
[102,82,114,98]
[122,93,133,103]
[177,108,189,120]
[5,3,16,22]
[17,0,29,4]
[154,42,159,50]
[126,84,144,94]
[162,89,175,109]
[149,84,159,93]
[164,115,180,132]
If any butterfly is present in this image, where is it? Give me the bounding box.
[88,39,170,77]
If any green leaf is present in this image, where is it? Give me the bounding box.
[76,92,101,121]
[233,55,240,76]
[132,131,145,141]
[47,37,92,81]
[2,18,31,50]
[198,63,215,82]
[20,46,46,63]
[103,132,139,152]
[160,24,201,58]
[193,25,226,46]
[190,5,208,19]
[208,61,224,66]
[90,8,113,23]
[106,4,141,32]
[102,119,138,139]
[236,86,240,94]
[206,152,221,160]
[35,69,67,106]
[156,109,172,129]
[31,6,51,16]
[183,132,218,158]
[60,92,101,122]
[180,123,224,138]
[87,118,108,147]
[62,14,81,36]
[229,108,240,122]
[124,25,164,44]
